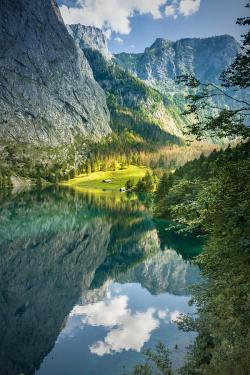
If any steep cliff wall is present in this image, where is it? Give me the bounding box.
[68,24,112,60]
[0,0,111,145]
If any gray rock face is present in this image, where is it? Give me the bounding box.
[115,35,240,85]
[68,24,112,60]
[0,0,111,145]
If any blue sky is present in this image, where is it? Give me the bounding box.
[57,0,248,53]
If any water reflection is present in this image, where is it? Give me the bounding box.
[0,187,202,375]
[71,295,159,356]
[118,248,201,295]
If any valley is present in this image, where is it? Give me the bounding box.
[0,1,249,375]
[0,0,242,186]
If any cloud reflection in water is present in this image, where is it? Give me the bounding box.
[69,294,182,356]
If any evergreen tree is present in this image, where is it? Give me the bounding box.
[154,172,174,203]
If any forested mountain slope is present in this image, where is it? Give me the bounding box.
[69,24,191,144]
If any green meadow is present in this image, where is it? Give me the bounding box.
[61,165,147,191]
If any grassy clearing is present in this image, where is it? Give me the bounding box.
[61,165,147,191]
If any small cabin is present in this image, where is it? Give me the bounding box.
[102,179,112,183]
[120,187,126,192]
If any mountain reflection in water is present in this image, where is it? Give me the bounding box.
[0,187,203,375]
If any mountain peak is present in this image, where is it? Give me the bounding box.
[147,38,173,51]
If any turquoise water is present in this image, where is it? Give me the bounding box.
[0,187,203,375]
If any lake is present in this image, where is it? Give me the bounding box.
[0,187,203,375]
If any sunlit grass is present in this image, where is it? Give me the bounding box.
[61,165,147,192]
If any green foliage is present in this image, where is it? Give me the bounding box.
[0,163,12,188]
[134,171,158,193]
[125,179,135,191]
[157,178,203,232]
[179,156,250,374]
[126,342,173,375]
[110,106,181,145]
[0,141,79,184]
[178,75,250,140]
[0,131,146,184]
[155,144,250,235]
[154,172,174,203]
[221,3,250,89]
[153,142,250,374]
[126,7,250,375]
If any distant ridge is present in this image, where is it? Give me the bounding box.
[115,34,240,83]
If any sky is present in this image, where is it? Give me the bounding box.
[57,0,249,53]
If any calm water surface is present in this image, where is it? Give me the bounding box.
[0,187,203,375]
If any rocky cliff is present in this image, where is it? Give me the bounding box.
[0,0,111,145]
[68,24,112,60]
[115,35,240,88]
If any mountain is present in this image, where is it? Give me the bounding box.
[68,24,189,144]
[115,35,249,142]
[68,26,244,144]
[115,35,240,93]
[0,0,111,145]
[68,24,112,60]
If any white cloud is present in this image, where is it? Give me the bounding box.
[60,0,167,35]
[90,308,159,355]
[71,295,159,355]
[114,37,124,44]
[60,1,201,35]
[165,4,177,18]
[70,295,128,327]
[179,0,200,16]
[158,309,168,319]
[165,0,200,19]
[66,295,185,355]
[157,309,183,324]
